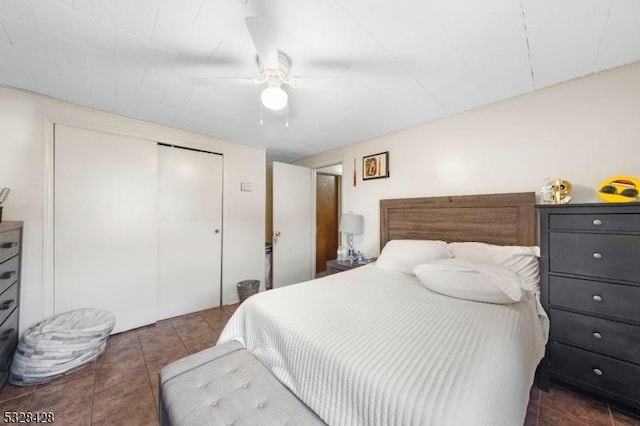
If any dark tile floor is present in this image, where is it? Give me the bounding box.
[0,303,638,425]
[0,304,238,426]
[525,383,639,426]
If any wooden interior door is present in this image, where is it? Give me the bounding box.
[316,173,339,273]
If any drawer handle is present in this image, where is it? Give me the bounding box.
[592,219,603,226]
[0,299,14,310]
[592,294,603,302]
[0,242,17,249]
[0,328,14,342]
[592,252,603,259]
[593,332,603,340]
[593,368,603,376]
[0,271,16,280]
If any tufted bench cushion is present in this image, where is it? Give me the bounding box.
[159,341,326,426]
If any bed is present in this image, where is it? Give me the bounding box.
[218,192,548,426]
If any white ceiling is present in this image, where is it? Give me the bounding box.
[1,0,639,161]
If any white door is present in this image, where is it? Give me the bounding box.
[272,162,313,287]
[54,125,158,333]
[157,145,223,320]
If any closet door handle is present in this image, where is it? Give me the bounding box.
[0,271,16,280]
[0,242,17,249]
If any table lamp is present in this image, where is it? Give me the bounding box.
[339,212,364,261]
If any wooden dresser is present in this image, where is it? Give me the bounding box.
[0,221,22,390]
[538,203,640,410]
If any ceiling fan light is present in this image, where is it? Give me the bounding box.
[261,86,288,110]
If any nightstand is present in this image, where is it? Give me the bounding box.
[326,258,376,275]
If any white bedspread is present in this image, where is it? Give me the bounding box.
[218,265,548,426]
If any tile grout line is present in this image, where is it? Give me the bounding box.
[0,386,34,404]
[89,360,97,425]
[535,388,540,426]
[170,316,192,355]
[23,383,36,412]
[136,328,160,421]
[607,401,615,426]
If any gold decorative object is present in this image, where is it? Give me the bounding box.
[550,179,572,204]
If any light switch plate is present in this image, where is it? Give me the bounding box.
[241,182,253,192]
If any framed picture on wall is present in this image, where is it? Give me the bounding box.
[362,151,389,180]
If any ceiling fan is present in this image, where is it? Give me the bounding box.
[193,17,353,113]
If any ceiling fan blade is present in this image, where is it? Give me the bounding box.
[288,76,353,91]
[245,17,279,70]
[191,77,260,86]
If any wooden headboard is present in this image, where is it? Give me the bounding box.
[380,192,536,249]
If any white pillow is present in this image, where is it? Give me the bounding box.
[414,259,524,304]
[448,242,540,293]
[375,240,452,274]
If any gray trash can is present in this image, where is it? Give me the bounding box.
[237,280,260,302]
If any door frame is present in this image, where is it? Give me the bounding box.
[311,162,343,276]
[42,119,227,318]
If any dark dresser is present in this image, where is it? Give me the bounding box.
[0,221,21,390]
[538,203,640,410]
[326,258,376,275]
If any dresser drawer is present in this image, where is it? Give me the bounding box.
[0,309,17,391]
[549,232,640,282]
[0,256,19,296]
[550,342,640,403]
[0,309,18,357]
[549,213,640,232]
[551,309,640,364]
[0,230,20,264]
[0,284,17,327]
[0,350,11,389]
[549,276,640,323]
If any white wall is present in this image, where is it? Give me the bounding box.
[0,86,265,333]
[295,63,640,258]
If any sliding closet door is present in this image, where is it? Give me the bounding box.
[157,146,223,320]
[54,125,158,333]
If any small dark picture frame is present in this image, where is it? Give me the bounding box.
[362,151,389,180]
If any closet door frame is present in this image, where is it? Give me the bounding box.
[41,118,226,323]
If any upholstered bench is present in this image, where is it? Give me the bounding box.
[159,341,326,426]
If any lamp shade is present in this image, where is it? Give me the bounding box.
[261,86,288,111]
[339,213,363,234]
